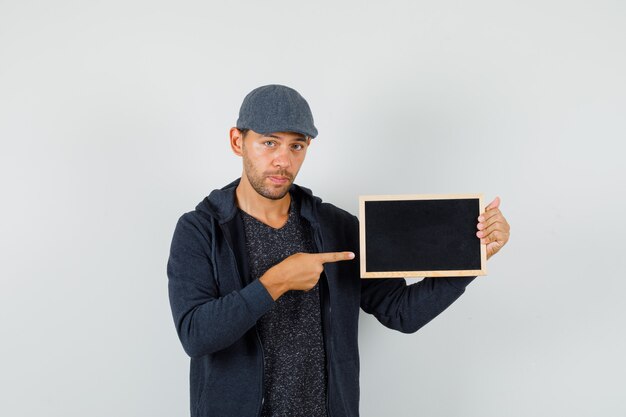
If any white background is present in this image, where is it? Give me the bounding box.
[1,1,625,416]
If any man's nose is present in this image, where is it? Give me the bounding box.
[272,146,291,168]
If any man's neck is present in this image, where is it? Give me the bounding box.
[235,176,291,228]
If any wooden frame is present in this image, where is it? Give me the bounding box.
[358,193,488,278]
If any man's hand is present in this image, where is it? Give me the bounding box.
[260,251,355,300]
[477,196,510,260]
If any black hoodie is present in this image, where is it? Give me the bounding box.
[167,178,475,417]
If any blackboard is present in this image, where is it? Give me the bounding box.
[359,194,487,278]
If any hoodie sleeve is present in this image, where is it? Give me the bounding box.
[167,213,275,358]
[360,275,475,333]
[354,212,476,334]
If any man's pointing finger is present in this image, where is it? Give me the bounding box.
[317,251,355,264]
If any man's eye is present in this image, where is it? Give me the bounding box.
[264,141,275,147]
[292,144,303,150]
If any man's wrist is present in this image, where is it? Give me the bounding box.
[259,269,287,301]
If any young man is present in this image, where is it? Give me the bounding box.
[167,84,510,417]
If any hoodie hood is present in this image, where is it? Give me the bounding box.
[195,178,322,225]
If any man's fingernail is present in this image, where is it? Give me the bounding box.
[478,216,484,221]
[348,252,355,259]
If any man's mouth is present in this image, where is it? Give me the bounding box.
[268,175,290,184]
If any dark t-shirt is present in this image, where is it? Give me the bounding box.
[239,197,327,417]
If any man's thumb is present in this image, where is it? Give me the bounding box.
[486,196,501,210]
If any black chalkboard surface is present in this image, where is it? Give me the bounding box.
[359,194,487,278]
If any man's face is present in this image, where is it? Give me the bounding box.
[240,130,311,200]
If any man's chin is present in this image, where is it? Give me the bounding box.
[258,182,292,200]
[267,186,291,200]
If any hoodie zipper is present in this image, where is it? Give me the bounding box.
[256,330,265,417]
[312,223,333,417]
[228,242,266,417]
[219,221,266,417]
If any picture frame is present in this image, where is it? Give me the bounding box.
[359,194,488,278]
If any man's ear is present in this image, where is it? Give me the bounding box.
[230,127,244,156]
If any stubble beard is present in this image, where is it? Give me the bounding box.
[242,152,294,201]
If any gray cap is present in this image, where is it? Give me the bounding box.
[236,84,318,139]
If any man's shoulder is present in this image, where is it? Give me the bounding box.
[317,201,357,224]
